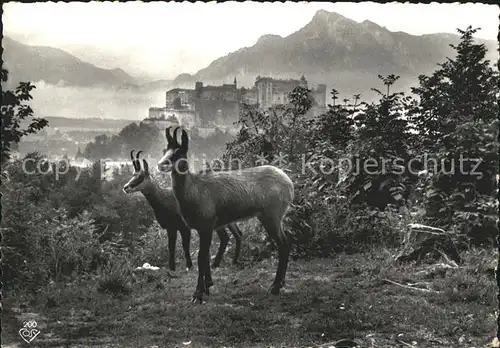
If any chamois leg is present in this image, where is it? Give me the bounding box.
[227,223,243,266]
[167,228,178,272]
[179,225,193,270]
[259,216,290,295]
[280,226,290,288]
[205,252,213,294]
[212,228,229,268]
[192,228,213,304]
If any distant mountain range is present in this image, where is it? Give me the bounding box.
[2,9,497,114]
[170,10,497,95]
[2,37,173,92]
[2,37,138,88]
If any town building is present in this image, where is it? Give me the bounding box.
[148,107,167,119]
[240,87,258,105]
[165,88,195,109]
[144,109,197,129]
[193,78,240,126]
[255,75,327,110]
[255,75,307,109]
[155,75,327,127]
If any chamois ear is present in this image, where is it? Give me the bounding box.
[181,129,189,151]
[143,159,149,174]
[130,150,139,171]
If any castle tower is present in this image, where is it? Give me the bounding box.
[195,81,203,98]
[234,77,237,89]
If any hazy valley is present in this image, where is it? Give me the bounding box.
[3,9,497,123]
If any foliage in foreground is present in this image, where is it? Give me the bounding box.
[1,68,49,164]
[219,26,498,257]
[4,248,495,347]
[1,154,156,291]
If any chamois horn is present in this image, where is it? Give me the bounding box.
[136,150,143,160]
[130,150,135,161]
[181,129,189,150]
[173,127,181,146]
[165,126,174,144]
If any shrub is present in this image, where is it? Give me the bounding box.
[96,256,133,297]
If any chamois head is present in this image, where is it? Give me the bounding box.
[123,150,151,193]
[157,126,189,173]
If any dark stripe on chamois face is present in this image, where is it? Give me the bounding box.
[170,148,187,164]
[128,171,146,188]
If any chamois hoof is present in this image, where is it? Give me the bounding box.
[212,259,222,268]
[191,290,204,304]
[267,283,281,296]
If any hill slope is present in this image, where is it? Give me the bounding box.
[2,37,138,89]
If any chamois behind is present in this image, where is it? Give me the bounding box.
[157,127,294,303]
[123,150,243,271]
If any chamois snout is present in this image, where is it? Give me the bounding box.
[157,151,174,172]
[123,184,132,194]
[157,162,172,172]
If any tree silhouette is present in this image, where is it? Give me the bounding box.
[330,88,339,107]
[410,26,498,149]
[372,74,400,97]
[1,69,48,163]
[352,94,362,114]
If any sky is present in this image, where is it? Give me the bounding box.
[3,2,499,80]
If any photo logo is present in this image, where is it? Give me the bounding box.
[19,320,41,344]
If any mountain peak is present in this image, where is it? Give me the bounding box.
[256,34,282,45]
[312,9,347,23]
[306,9,358,35]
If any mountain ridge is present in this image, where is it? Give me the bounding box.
[2,10,497,119]
[1,36,141,89]
[2,36,178,93]
[169,9,497,94]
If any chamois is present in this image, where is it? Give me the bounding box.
[157,127,294,303]
[122,150,243,271]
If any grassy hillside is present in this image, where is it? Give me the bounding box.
[2,244,496,348]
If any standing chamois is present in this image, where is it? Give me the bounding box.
[122,150,243,271]
[157,127,294,303]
